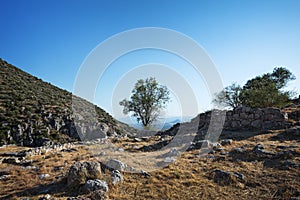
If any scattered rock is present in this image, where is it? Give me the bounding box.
[84,179,108,192]
[39,174,50,180]
[38,194,52,200]
[67,161,102,186]
[67,197,91,200]
[253,144,274,156]
[133,138,142,142]
[0,175,11,180]
[111,170,123,185]
[106,159,126,171]
[141,170,151,177]
[2,157,20,165]
[220,139,233,146]
[163,157,175,163]
[188,140,210,150]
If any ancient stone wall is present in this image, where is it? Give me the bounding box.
[194,106,288,131]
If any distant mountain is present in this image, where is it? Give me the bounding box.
[118,116,192,131]
[0,58,136,146]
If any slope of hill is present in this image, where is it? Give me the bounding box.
[0,58,135,146]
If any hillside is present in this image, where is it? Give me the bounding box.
[0,58,135,146]
[0,116,299,199]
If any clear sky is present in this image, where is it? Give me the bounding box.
[1,0,300,119]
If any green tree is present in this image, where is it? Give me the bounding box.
[213,67,296,109]
[119,77,170,128]
[213,83,243,109]
[241,67,295,108]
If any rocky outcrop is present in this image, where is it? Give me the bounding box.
[67,161,102,187]
[0,58,135,147]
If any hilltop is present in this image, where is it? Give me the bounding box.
[0,59,136,146]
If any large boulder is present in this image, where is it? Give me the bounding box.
[67,161,102,186]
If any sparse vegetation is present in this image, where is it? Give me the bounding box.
[214,67,296,109]
[0,58,130,146]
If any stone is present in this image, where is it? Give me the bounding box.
[106,159,126,171]
[231,121,241,129]
[2,157,20,165]
[253,144,274,156]
[84,179,108,192]
[38,194,52,200]
[241,120,250,126]
[0,174,11,180]
[111,170,123,185]
[164,156,176,163]
[67,161,102,186]
[220,139,233,146]
[194,140,210,148]
[67,197,91,200]
[39,174,50,180]
[250,120,262,129]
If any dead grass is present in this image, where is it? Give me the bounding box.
[0,131,299,199]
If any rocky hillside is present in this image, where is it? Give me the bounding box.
[0,58,135,146]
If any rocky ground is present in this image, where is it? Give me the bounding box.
[0,126,299,200]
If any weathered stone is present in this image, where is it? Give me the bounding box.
[111,170,123,185]
[67,161,102,186]
[220,139,233,146]
[241,120,250,126]
[38,194,52,200]
[164,157,176,163]
[2,157,20,165]
[84,179,108,192]
[231,121,241,129]
[253,144,274,156]
[106,159,126,171]
[39,174,50,180]
[250,120,262,129]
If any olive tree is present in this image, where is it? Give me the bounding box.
[119,77,170,128]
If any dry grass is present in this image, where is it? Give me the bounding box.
[0,131,299,199]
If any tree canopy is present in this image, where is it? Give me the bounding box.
[119,77,170,128]
[214,67,296,109]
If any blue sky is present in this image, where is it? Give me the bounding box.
[1,0,300,119]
